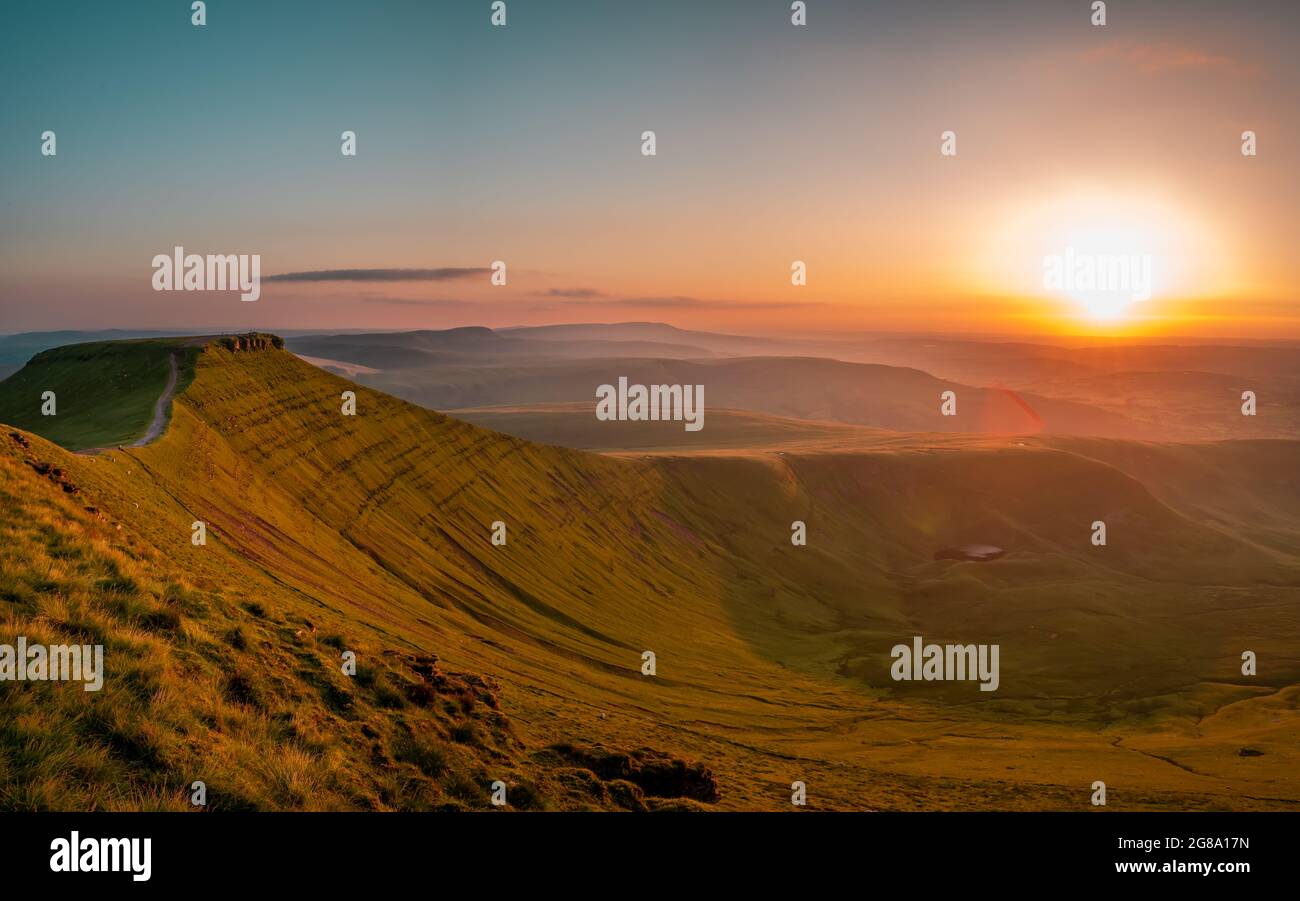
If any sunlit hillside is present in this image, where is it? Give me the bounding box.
[1,336,1298,810]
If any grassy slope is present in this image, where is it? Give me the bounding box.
[0,429,723,812]
[2,338,1298,810]
[0,340,196,451]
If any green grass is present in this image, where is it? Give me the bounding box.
[449,402,890,451]
[0,336,1298,810]
[0,339,198,451]
[0,433,677,810]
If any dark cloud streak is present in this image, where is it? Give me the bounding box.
[265,268,488,283]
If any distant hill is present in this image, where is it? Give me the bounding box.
[499,321,794,355]
[287,325,1300,441]
[449,403,895,452]
[286,327,716,369]
[0,330,191,366]
[0,329,397,367]
[357,355,1155,439]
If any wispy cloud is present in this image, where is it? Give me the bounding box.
[604,295,827,310]
[533,287,607,298]
[1079,41,1260,77]
[265,268,488,283]
[356,297,474,308]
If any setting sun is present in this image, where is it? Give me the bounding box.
[973,185,1233,333]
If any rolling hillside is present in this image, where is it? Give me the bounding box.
[283,325,1300,443]
[449,403,895,452]
[286,327,719,368]
[1,336,1298,810]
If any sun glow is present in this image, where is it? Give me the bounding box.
[978,187,1230,331]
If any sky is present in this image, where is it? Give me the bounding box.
[1,0,1297,338]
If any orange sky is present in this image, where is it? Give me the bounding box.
[2,2,1296,339]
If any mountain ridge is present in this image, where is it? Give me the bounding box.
[1,335,1298,810]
